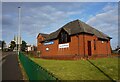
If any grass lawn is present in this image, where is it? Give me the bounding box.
[30,57,119,80]
[89,57,119,80]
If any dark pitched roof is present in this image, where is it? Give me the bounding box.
[37,33,49,38]
[40,19,112,41]
[44,28,62,41]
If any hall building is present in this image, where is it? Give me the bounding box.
[37,19,112,60]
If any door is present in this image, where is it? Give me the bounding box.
[88,41,92,56]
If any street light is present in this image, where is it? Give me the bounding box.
[18,6,21,55]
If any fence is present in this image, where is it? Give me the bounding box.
[18,52,58,80]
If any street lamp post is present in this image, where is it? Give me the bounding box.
[18,7,21,55]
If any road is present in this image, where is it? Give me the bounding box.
[2,51,23,80]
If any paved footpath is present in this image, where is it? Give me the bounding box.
[2,52,23,80]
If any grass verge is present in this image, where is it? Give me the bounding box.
[30,57,119,80]
[18,56,29,81]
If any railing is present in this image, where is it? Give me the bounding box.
[18,52,58,80]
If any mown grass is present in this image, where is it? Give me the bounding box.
[30,57,119,80]
[89,57,119,80]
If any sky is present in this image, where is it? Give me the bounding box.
[2,2,118,49]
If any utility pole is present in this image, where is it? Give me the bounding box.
[18,7,21,55]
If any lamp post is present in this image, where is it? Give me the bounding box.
[18,6,21,55]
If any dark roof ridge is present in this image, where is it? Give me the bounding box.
[77,19,111,39]
[77,19,85,32]
[39,19,112,41]
[39,33,49,35]
[37,33,49,38]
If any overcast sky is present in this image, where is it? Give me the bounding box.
[2,2,118,49]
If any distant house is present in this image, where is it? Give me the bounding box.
[26,44,35,51]
[37,19,112,60]
[0,40,7,50]
[114,46,120,54]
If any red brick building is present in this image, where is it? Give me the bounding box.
[37,19,112,60]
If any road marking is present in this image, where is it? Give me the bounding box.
[2,58,6,65]
[0,58,6,66]
[0,55,8,66]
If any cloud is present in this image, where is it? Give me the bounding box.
[2,15,14,26]
[86,3,118,49]
[20,4,83,35]
[2,2,84,44]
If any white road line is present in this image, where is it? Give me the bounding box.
[2,58,6,65]
[0,56,7,66]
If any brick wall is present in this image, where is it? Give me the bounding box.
[37,34,111,59]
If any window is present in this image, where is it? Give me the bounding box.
[59,30,71,44]
[94,39,96,50]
